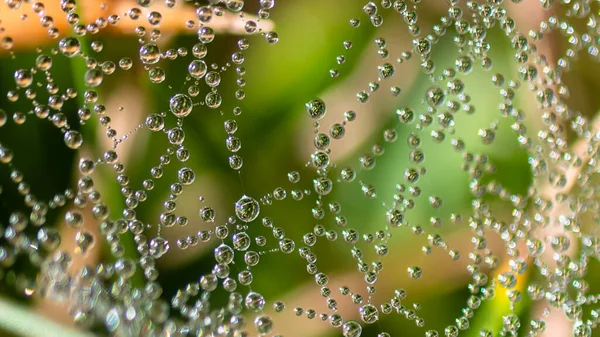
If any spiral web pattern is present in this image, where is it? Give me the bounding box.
[0,0,600,336]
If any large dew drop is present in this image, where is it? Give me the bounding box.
[140,43,161,64]
[85,69,103,87]
[235,195,260,223]
[145,114,164,132]
[14,69,33,88]
[425,87,445,108]
[305,98,326,120]
[169,94,193,118]
[254,315,274,334]
[313,177,333,195]
[214,244,234,264]
[64,130,83,149]
[149,237,170,259]
[342,320,363,337]
[205,92,222,109]
[177,167,195,185]
[408,266,422,279]
[188,60,207,78]
[58,37,81,57]
[359,304,379,324]
[245,291,265,312]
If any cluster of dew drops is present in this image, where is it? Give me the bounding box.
[1,0,600,336]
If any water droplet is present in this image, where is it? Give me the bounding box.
[425,87,445,107]
[265,31,279,44]
[177,168,195,185]
[149,237,169,258]
[59,37,81,57]
[359,304,379,324]
[205,92,222,109]
[235,195,260,223]
[245,291,265,312]
[254,315,274,334]
[149,67,166,83]
[140,43,161,64]
[14,69,33,88]
[214,244,234,264]
[85,69,103,87]
[205,71,221,87]
[64,131,83,149]
[145,114,164,131]
[378,63,395,79]
[188,60,207,78]
[169,94,193,117]
[305,99,326,120]
[408,266,422,279]
[342,320,363,337]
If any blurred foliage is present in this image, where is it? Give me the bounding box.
[0,1,600,337]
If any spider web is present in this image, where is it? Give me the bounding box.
[0,1,599,337]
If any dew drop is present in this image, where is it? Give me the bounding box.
[245,291,265,312]
[342,320,363,337]
[64,131,83,149]
[177,167,195,185]
[214,244,234,264]
[149,67,166,83]
[169,94,193,118]
[84,69,103,87]
[359,304,379,324]
[425,87,445,107]
[254,315,274,334]
[205,92,222,109]
[140,43,161,64]
[408,266,422,279]
[305,98,326,120]
[265,31,279,44]
[14,69,33,88]
[145,114,164,132]
[149,237,170,258]
[188,60,207,78]
[235,195,260,223]
[59,37,81,57]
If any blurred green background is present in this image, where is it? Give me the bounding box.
[0,1,600,337]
